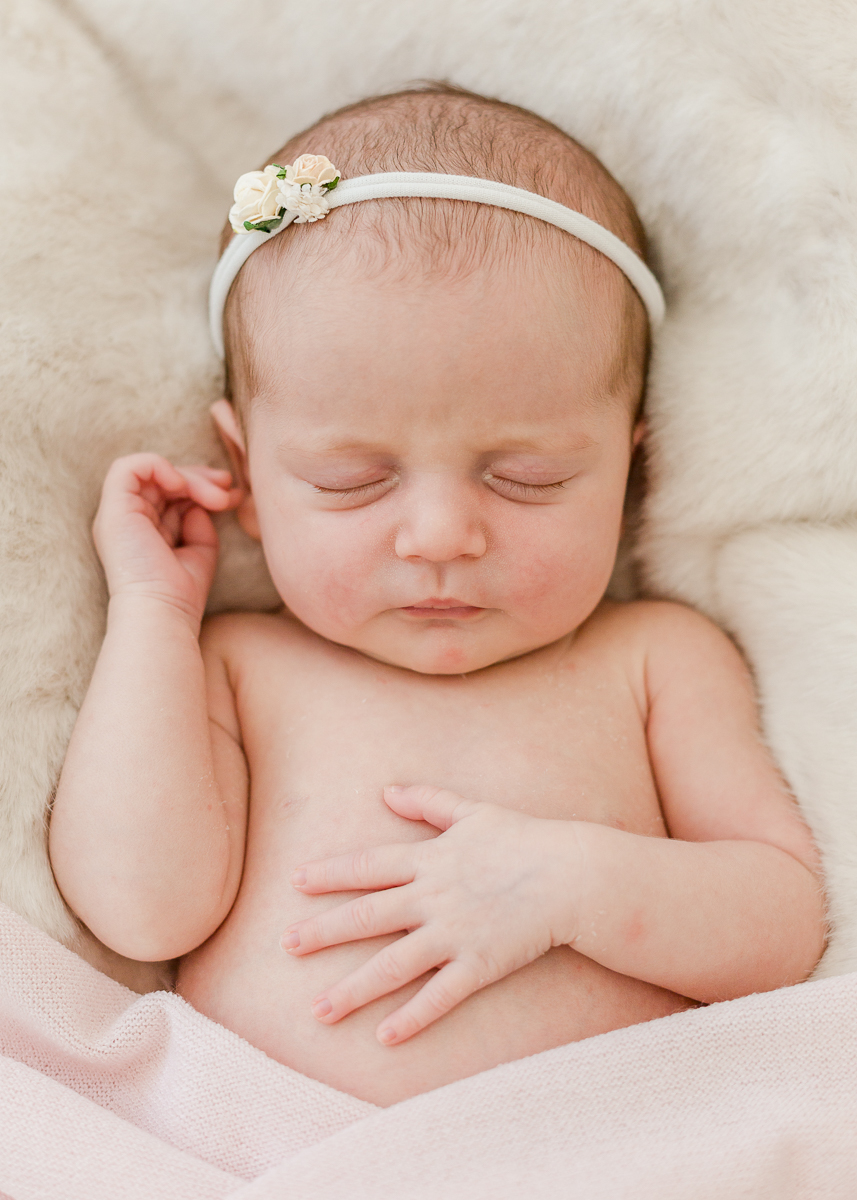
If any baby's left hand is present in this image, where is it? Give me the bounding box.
[282,786,582,1045]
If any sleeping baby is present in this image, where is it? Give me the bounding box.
[49,85,825,1107]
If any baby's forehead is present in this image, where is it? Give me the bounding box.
[236,197,631,362]
[238,275,638,468]
[234,218,641,415]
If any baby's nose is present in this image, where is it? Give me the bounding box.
[393,479,487,563]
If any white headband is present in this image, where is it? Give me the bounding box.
[209,168,665,357]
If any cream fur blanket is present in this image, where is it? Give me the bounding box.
[2,0,857,1178]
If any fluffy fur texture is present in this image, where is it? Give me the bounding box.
[2,0,856,983]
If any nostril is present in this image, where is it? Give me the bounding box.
[394,523,487,564]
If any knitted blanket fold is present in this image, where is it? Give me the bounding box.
[2,902,856,1200]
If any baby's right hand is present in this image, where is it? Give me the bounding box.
[93,453,242,625]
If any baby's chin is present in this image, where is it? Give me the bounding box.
[325,625,568,677]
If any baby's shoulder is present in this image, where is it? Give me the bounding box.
[588,597,715,643]
[200,608,314,664]
[585,598,743,678]
[592,597,726,641]
[588,600,748,700]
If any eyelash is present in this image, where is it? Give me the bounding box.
[483,474,568,496]
[313,474,568,500]
[312,479,393,498]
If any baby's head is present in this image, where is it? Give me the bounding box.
[213,85,652,674]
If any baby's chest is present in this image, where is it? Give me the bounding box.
[240,649,665,849]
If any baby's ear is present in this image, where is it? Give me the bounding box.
[211,398,246,459]
[210,400,261,541]
[632,418,646,450]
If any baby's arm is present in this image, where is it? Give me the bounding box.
[565,603,825,1001]
[282,604,825,1043]
[49,454,248,961]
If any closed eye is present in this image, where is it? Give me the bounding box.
[483,472,570,499]
[310,472,570,504]
[311,476,397,501]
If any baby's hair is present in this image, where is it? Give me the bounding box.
[223,83,649,414]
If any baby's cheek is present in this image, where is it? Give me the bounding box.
[499,536,570,604]
[505,548,564,606]
[269,523,382,635]
[502,532,611,624]
[316,562,380,630]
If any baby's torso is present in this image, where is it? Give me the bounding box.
[177,603,692,1105]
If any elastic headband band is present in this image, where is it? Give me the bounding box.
[209,170,665,356]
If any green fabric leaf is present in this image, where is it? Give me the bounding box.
[243,211,285,233]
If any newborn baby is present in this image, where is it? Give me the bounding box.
[50,86,825,1107]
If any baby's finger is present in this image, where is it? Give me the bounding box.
[158,499,189,547]
[179,504,219,553]
[291,842,421,895]
[375,959,482,1044]
[383,784,479,832]
[184,465,233,482]
[282,886,414,955]
[308,931,443,1025]
[102,453,191,505]
[175,466,242,511]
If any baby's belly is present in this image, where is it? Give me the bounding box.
[176,791,692,1107]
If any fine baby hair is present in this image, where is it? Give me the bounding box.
[215,85,657,409]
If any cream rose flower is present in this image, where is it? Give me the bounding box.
[284,154,339,188]
[229,165,284,232]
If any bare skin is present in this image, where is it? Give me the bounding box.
[50,247,825,1107]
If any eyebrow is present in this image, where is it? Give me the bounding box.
[276,440,393,457]
[277,435,599,457]
[484,437,598,456]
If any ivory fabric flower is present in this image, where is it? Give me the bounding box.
[229,165,283,233]
[279,182,334,224]
[283,154,340,188]
[276,154,341,224]
[228,154,341,232]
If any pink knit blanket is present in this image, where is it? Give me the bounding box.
[1,901,856,1199]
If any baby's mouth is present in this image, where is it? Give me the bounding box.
[400,598,485,620]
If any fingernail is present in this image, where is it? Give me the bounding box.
[386,785,404,794]
[281,930,299,950]
[378,1026,397,1044]
[312,998,332,1019]
[291,870,307,887]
